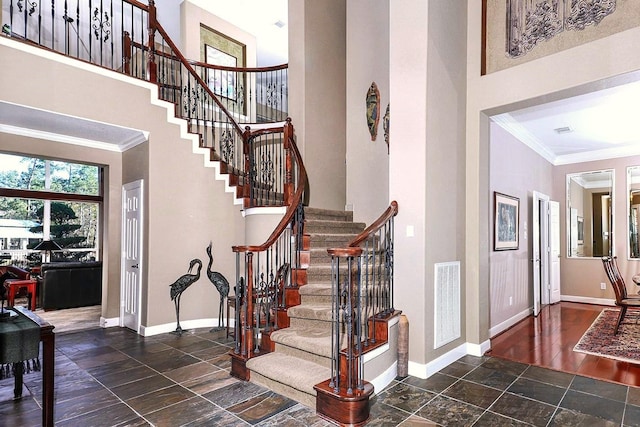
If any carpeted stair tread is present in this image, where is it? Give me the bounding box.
[271,326,335,358]
[299,283,332,296]
[288,303,333,321]
[246,353,330,396]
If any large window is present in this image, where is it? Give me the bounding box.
[0,153,103,266]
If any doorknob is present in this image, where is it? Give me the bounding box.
[131,264,139,269]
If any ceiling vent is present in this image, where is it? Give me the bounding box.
[274,20,286,28]
[554,126,573,134]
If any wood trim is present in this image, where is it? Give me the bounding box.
[481,0,488,76]
[348,201,398,247]
[190,60,288,73]
[0,188,103,203]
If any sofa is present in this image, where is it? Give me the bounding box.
[40,261,102,310]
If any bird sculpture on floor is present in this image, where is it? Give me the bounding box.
[169,258,202,335]
[206,242,230,332]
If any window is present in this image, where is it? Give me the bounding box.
[0,153,103,266]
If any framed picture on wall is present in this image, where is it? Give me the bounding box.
[205,44,237,100]
[494,192,519,251]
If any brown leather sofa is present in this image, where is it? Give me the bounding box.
[40,261,102,310]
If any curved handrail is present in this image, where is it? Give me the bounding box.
[191,61,288,73]
[348,201,399,247]
[151,20,244,136]
[232,119,307,253]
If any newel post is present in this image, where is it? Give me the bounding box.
[244,252,255,357]
[147,0,158,83]
[283,118,294,206]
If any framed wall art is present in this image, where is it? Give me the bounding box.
[494,192,519,251]
[482,0,640,74]
[205,44,237,100]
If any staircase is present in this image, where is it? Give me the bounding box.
[246,207,365,407]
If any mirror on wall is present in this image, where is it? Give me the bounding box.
[566,170,614,258]
[628,167,640,258]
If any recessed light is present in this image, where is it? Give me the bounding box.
[554,126,573,134]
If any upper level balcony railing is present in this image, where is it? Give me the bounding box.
[2,0,290,208]
[2,0,288,126]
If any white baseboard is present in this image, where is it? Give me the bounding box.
[561,295,615,306]
[369,362,397,394]
[489,308,532,338]
[100,317,120,328]
[140,318,223,337]
[407,339,491,379]
[466,339,491,357]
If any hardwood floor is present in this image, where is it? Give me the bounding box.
[488,301,640,387]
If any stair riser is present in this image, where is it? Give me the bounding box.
[304,208,353,222]
[304,222,365,234]
[309,235,357,247]
[274,343,332,368]
[289,317,333,330]
[310,251,333,263]
[249,372,316,408]
[300,294,333,305]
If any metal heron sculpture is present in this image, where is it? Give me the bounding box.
[169,258,202,335]
[206,242,230,332]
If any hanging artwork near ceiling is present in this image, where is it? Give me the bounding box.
[483,0,639,74]
[366,82,380,141]
[383,103,390,154]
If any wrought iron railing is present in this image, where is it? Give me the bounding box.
[231,119,306,374]
[3,0,289,206]
[324,201,398,397]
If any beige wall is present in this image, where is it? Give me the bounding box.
[554,156,640,301]
[288,0,346,211]
[1,39,245,328]
[345,0,390,224]
[181,1,257,69]
[489,123,553,329]
[390,0,467,366]
[467,1,640,348]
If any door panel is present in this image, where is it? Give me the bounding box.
[122,180,143,332]
[549,200,561,303]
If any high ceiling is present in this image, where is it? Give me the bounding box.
[190,0,288,66]
[492,79,640,166]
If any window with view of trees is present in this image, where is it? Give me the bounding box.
[0,153,103,267]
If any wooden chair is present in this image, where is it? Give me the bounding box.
[601,256,640,334]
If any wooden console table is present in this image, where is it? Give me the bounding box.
[9,307,55,427]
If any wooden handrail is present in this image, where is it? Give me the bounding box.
[233,119,306,253]
[150,16,244,136]
[348,201,399,248]
[124,0,149,11]
[190,61,288,73]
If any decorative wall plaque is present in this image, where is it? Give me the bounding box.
[366,82,380,141]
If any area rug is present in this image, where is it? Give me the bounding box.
[574,309,640,364]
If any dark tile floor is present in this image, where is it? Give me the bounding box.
[2,326,640,426]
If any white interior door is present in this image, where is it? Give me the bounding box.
[121,180,143,332]
[540,199,550,305]
[532,192,549,316]
[549,200,561,303]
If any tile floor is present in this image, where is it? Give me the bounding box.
[1,326,640,426]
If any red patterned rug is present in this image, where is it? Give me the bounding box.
[574,309,640,364]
